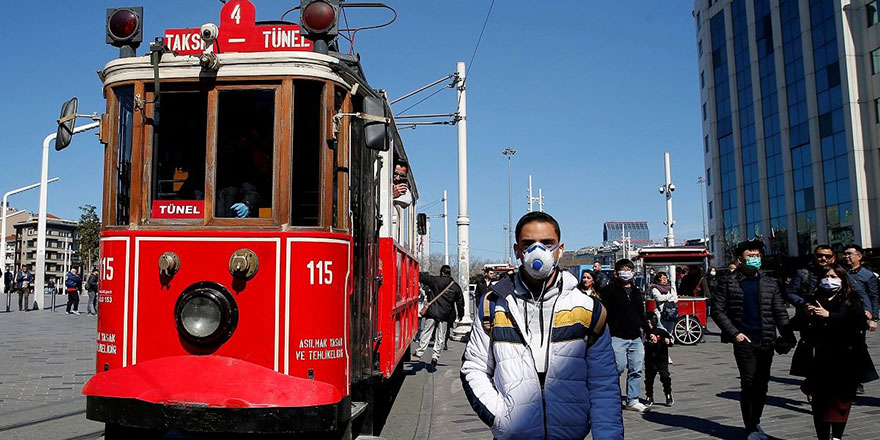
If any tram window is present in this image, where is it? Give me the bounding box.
[291,80,324,226]
[215,90,275,218]
[114,86,134,225]
[151,91,208,203]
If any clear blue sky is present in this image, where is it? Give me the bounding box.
[0,1,705,261]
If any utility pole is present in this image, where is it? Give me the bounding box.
[527,175,544,212]
[659,152,676,247]
[502,147,517,264]
[453,61,473,337]
[36,121,99,312]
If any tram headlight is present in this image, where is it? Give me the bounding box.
[175,282,238,348]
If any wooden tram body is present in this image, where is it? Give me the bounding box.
[80,1,419,437]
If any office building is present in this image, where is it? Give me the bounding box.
[603,221,651,246]
[695,0,880,258]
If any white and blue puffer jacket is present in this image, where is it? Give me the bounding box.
[460,271,623,440]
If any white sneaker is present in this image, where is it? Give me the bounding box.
[72,311,81,315]
[624,401,649,413]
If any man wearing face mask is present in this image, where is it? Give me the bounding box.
[461,212,623,440]
[711,240,794,440]
[599,258,651,413]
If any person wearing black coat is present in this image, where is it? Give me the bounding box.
[711,240,794,440]
[415,265,464,364]
[789,264,878,440]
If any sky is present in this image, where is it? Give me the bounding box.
[0,1,705,262]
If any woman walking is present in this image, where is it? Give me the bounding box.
[577,269,600,298]
[790,264,877,440]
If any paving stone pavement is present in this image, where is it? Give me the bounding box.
[389,317,880,440]
[5,294,880,439]
[0,292,104,439]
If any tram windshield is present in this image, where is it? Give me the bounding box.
[151,91,208,202]
[215,89,275,218]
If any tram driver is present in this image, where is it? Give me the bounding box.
[215,125,273,218]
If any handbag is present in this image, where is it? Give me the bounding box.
[660,301,679,321]
[419,281,455,318]
[789,338,814,377]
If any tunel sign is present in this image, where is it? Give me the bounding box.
[163,0,313,56]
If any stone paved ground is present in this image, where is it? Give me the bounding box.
[0,292,104,439]
[5,295,880,439]
[385,316,880,440]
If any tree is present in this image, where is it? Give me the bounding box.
[76,205,101,271]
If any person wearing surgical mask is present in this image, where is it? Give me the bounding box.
[599,258,651,413]
[711,239,794,440]
[789,264,878,440]
[460,212,623,440]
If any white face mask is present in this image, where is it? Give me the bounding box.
[819,277,842,292]
[618,270,635,281]
[519,243,560,280]
[710,270,717,276]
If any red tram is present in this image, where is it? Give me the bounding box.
[65,1,421,438]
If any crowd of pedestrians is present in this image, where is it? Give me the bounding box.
[2,265,97,316]
[452,211,879,440]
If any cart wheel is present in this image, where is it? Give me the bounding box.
[673,315,703,345]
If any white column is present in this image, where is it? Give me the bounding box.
[36,121,98,311]
[443,190,449,266]
[453,61,472,336]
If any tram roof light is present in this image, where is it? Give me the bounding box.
[106,7,143,58]
[300,0,339,53]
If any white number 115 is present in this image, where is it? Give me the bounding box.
[307,261,333,285]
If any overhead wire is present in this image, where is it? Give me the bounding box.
[396,0,496,115]
[457,0,495,109]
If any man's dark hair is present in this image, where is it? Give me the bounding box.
[735,239,765,257]
[514,211,561,242]
[440,265,451,276]
[593,260,603,266]
[614,259,634,271]
[845,244,865,254]
[814,244,833,254]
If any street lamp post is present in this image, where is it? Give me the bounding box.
[35,121,100,311]
[502,147,517,265]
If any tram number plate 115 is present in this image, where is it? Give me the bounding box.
[307,260,333,285]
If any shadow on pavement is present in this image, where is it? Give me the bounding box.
[768,375,803,386]
[854,394,880,407]
[717,391,811,415]
[642,411,744,440]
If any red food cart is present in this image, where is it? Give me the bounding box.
[636,246,711,345]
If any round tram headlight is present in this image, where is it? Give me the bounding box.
[181,296,222,337]
[108,9,140,42]
[175,282,238,348]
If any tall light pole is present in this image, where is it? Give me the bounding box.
[502,147,517,264]
[36,121,99,311]
[453,61,473,336]
[697,176,707,244]
[658,152,676,247]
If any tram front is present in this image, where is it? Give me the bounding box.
[77,1,387,437]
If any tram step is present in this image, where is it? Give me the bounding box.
[355,436,389,440]
[351,401,368,420]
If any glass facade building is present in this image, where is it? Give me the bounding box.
[696,0,880,259]
[603,221,651,246]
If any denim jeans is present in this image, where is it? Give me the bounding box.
[612,336,644,404]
